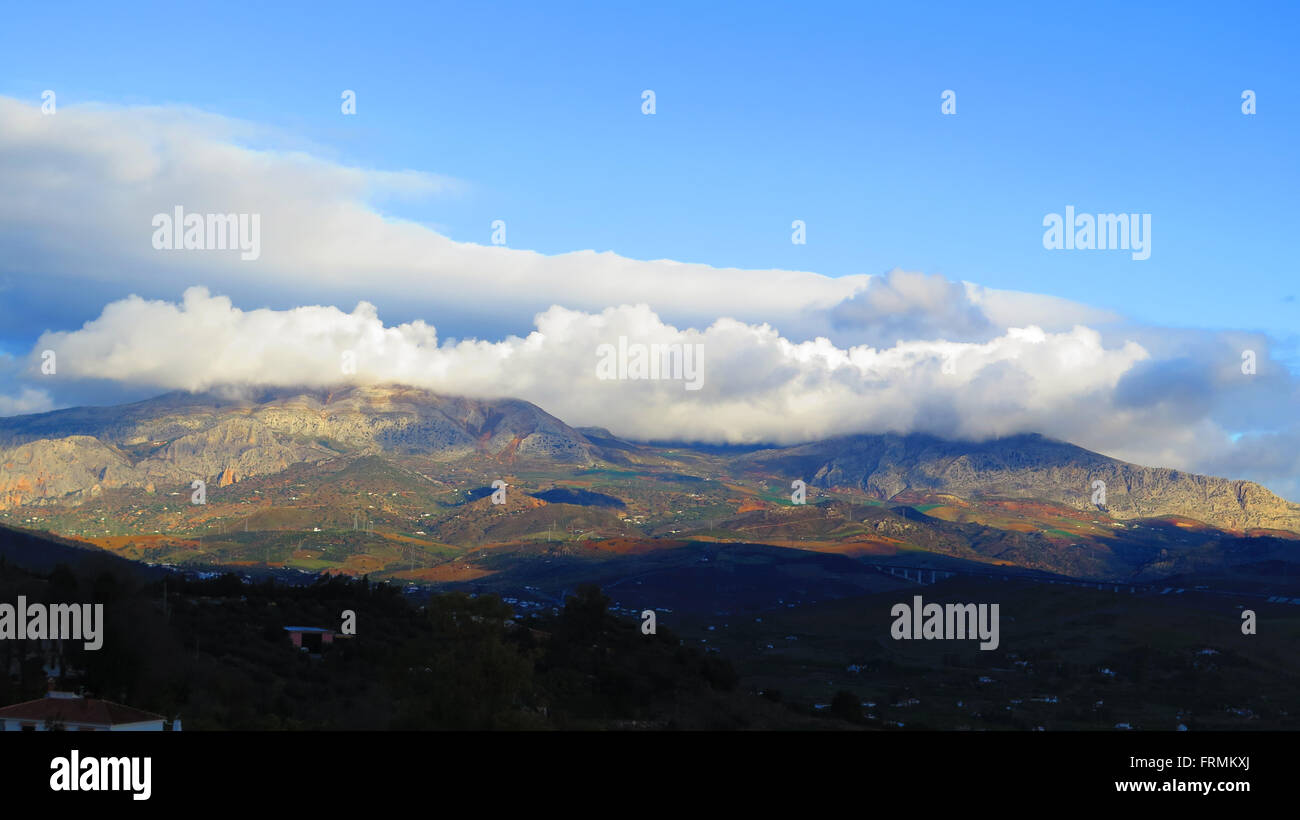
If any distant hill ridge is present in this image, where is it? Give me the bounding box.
[735,432,1300,533]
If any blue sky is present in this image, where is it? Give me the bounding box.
[2,0,1296,342]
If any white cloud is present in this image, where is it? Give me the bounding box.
[28,286,1284,488]
[0,387,54,417]
[0,95,1109,346]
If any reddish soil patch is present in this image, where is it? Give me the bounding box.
[587,538,689,555]
[342,554,386,574]
[83,534,202,552]
[398,565,496,582]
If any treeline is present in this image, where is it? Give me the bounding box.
[0,551,790,729]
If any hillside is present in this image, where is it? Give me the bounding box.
[734,432,1300,533]
[0,385,1296,587]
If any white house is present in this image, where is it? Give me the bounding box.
[0,691,170,731]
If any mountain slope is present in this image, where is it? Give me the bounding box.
[0,387,1297,539]
[732,432,1300,533]
[0,385,603,508]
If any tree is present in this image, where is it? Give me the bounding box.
[47,564,79,602]
[560,584,612,644]
[831,690,862,723]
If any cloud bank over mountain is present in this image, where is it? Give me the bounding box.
[1,96,1298,499]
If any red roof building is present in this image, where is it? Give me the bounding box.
[0,691,169,731]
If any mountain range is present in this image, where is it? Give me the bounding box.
[0,384,1296,585]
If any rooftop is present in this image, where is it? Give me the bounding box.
[0,693,165,726]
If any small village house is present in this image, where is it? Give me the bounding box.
[284,626,336,653]
[0,690,172,731]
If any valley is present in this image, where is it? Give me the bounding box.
[1,385,1297,731]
